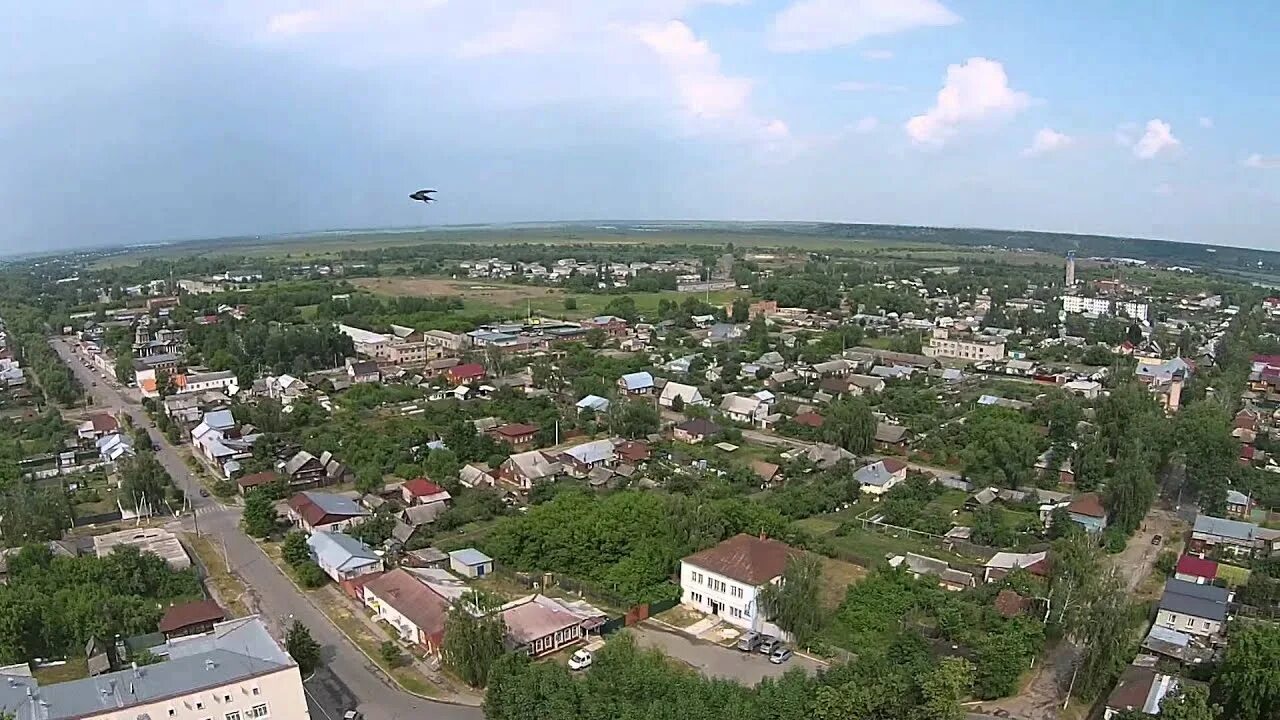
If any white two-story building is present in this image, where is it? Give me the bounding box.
[679,534,798,637]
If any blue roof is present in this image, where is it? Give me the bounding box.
[299,490,366,517]
[449,548,492,566]
[619,371,654,390]
[202,409,236,430]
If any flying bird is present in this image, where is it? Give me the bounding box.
[409,189,437,204]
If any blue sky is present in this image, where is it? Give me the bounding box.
[2,1,1278,253]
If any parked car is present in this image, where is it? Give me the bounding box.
[568,649,593,671]
[758,636,780,655]
[1151,534,1162,546]
[736,631,762,652]
[199,488,210,498]
[769,645,793,664]
[343,711,361,720]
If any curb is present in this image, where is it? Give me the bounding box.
[255,539,484,708]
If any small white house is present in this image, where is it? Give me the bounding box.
[679,534,796,636]
[659,381,706,408]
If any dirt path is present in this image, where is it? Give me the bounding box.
[974,505,1184,719]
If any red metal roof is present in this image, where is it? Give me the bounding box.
[1175,555,1218,579]
[403,477,446,497]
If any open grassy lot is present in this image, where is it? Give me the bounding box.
[353,276,746,319]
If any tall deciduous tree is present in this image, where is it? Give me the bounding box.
[758,553,824,646]
[919,657,974,720]
[1211,623,1280,720]
[441,596,507,687]
[823,396,875,455]
[241,489,278,538]
[960,407,1040,488]
[1158,685,1219,720]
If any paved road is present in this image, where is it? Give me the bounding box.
[51,339,484,720]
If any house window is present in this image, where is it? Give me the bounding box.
[1185,617,1194,628]
[197,702,205,710]
[248,705,268,719]
[251,689,261,697]
[227,712,241,720]
[224,695,232,703]
[168,711,175,717]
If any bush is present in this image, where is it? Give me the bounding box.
[1154,550,1178,576]
[380,640,402,667]
[294,561,328,588]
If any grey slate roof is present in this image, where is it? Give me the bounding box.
[1159,579,1228,622]
[449,548,492,567]
[0,617,291,720]
[307,531,380,572]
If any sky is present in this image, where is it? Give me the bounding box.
[2,1,1279,253]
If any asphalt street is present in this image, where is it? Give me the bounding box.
[51,338,484,720]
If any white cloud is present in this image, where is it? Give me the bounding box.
[456,9,564,58]
[265,0,447,37]
[1153,183,1174,196]
[862,49,894,60]
[1132,119,1179,159]
[1244,153,1280,169]
[770,0,959,53]
[634,20,753,121]
[905,57,1031,146]
[1022,128,1072,157]
[834,80,905,93]
[854,116,879,133]
[1199,116,1213,129]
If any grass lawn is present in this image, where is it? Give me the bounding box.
[33,658,88,684]
[1216,562,1251,587]
[184,532,251,617]
[826,526,974,569]
[922,489,968,518]
[432,517,503,553]
[819,557,867,609]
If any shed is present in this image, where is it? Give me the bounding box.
[448,548,494,578]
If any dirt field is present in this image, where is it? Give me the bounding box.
[819,556,867,609]
[353,276,566,305]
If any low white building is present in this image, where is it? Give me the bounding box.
[679,534,797,636]
[659,381,706,408]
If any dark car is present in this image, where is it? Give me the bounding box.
[758,636,780,655]
[199,488,210,498]
[1152,534,1162,546]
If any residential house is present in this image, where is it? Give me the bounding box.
[558,439,617,477]
[874,423,910,450]
[157,599,226,639]
[491,423,539,449]
[347,360,381,384]
[1034,449,1076,485]
[1155,579,1229,640]
[306,531,383,582]
[847,374,886,395]
[1225,489,1253,519]
[96,433,134,463]
[286,491,370,534]
[500,594,607,657]
[499,450,562,490]
[1103,666,1178,719]
[792,411,824,429]
[889,553,975,592]
[718,393,777,428]
[362,569,450,654]
[1067,493,1108,534]
[680,534,800,635]
[236,471,280,496]
[614,440,651,465]
[750,460,780,485]
[77,413,119,441]
[448,548,494,578]
[853,458,908,496]
[575,395,610,414]
[1189,514,1280,557]
[401,478,452,506]
[458,463,497,488]
[658,381,705,408]
[801,443,855,469]
[805,359,854,379]
[617,371,655,395]
[279,450,327,488]
[447,363,487,386]
[982,551,1049,584]
[1174,555,1218,585]
[673,418,721,444]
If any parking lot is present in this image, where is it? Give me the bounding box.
[630,623,824,686]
